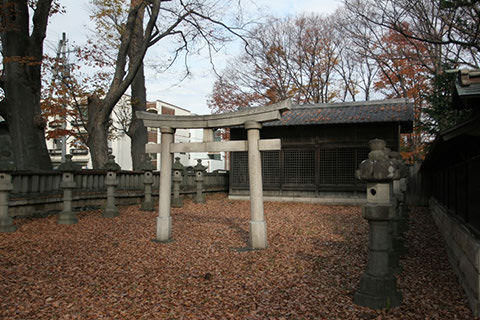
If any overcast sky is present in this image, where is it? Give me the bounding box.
[46,0,343,115]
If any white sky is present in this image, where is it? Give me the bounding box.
[46,0,343,115]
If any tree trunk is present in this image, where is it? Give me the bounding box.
[1,0,53,171]
[86,96,109,169]
[126,4,147,171]
[4,70,51,171]
[127,66,148,170]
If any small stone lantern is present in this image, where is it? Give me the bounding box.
[140,155,155,211]
[399,177,410,231]
[172,157,184,208]
[57,155,80,224]
[103,155,121,218]
[193,159,206,204]
[353,139,402,309]
[0,160,16,233]
[389,151,409,256]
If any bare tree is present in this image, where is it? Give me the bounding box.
[0,0,62,170]
[209,14,342,113]
[81,0,249,168]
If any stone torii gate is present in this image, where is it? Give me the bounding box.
[136,100,291,249]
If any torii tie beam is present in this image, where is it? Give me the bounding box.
[136,99,291,249]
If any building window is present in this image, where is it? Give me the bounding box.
[208,153,221,160]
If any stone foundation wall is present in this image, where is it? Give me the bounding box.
[229,189,366,205]
[7,171,229,218]
[430,197,480,316]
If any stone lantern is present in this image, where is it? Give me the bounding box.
[0,158,16,233]
[102,155,121,218]
[57,155,80,224]
[140,155,155,211]
[388,151,409,256]
[353,138,402,309]
[172,157,184,208]
[193,159,207,204]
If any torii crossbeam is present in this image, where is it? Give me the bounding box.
[136,99,291,249]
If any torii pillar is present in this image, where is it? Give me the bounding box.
[245,121,267,249]
[157,127,175,242]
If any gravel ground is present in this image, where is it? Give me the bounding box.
[0,194,475,319]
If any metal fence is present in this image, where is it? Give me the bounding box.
[231,146,370,192]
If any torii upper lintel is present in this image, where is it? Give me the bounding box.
[136,99,291,129]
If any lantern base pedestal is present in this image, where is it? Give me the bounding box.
[194,196,205,204]
[0,218,16,233]
[57,212,78,225]
[354,274,402,309]
[171,197,183,208]
[103,206,119,218]
[140,201,155,211]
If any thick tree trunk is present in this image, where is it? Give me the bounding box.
[126,5,147,171]
[4,70,51,171]
[86,97,109,169]
[1,0,53,171]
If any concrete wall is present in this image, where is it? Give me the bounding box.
[430,197,480,316]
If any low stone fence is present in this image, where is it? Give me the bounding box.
[7,169,229,217]
[430,197,480,316]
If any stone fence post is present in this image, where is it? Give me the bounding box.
[353,139,402,309]
[140,156,155,211]
[57,155,80,224]
[0,166,16,233]
[172,157,184,208]
[194,159,206,204]
[103,155,121,218]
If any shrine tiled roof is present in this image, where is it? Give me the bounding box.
[265,99,413,130]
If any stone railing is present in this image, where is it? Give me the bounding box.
[7,169,229,217]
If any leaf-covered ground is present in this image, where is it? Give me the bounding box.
[0,194,475,319]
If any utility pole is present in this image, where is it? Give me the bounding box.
[54,32,69,163]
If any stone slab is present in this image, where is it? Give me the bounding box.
[146,139,281,153]
[137,99,291,129]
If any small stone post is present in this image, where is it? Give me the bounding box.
[0,161,16,233]
[103,155,121,218]
[193,159,206,204]
[140,156,155,211]
[353,139,402,309]
[245,121,268,249]
[172,157,184,208]
[57,155,80,224]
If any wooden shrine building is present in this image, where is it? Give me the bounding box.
[229,98,414,203]
[420,69,480,316]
